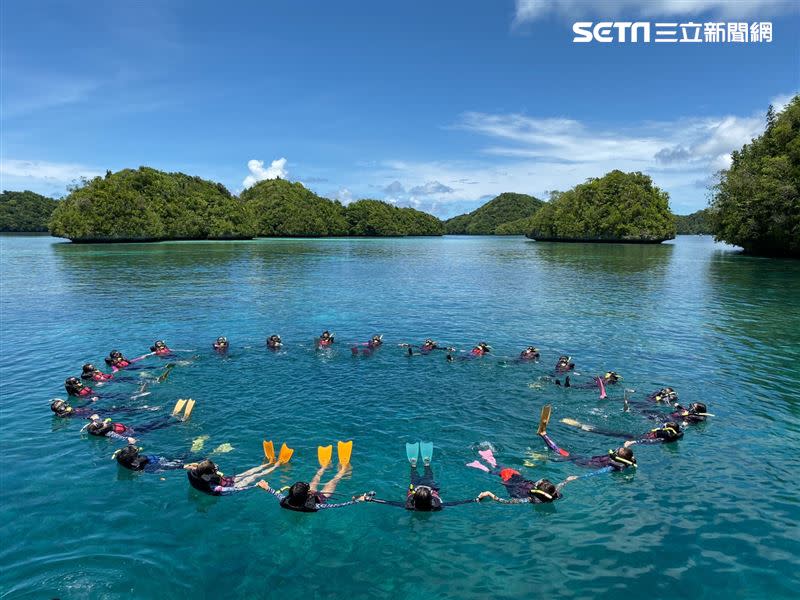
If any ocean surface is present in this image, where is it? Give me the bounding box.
[1,234,799,599]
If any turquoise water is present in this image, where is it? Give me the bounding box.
[1,234,799,599]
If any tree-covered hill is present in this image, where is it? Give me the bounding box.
[710,95,800,257]
[526,170,676,243]
[0,191,59,232]
[675,209,712,234]
[445,192,543,234]
[49,167,252,241]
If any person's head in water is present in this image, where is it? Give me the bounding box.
[521,346,539,358]
[411,485,434,511]
[474,342,490,353]
[654,422,683,440]
[609,447,637,468]
[65,376,84,394]
[214,336,228,349]
[50,398,72,416]
[82,363,97,376]
[320,331,331,340]
[603,371,622,384]
[371,334,383,346]
[192,459,221,480]
[423,338,435,347]
[267,334,282,347]
[530,479,559,503]
[286,481,319,509]
[150,340,168,352]
[114,445,147,470]
[86,419,113,436]
[687,402,707,415]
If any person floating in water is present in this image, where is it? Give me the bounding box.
[556,371,622,398]
[65,376,95,398]
[81,363,113,382]
[50,397,155,419]
[647,387,678,404]
[518,346,540,361]
[212,336,229,353]
[83,398,196,444]
[554,355,575,374]
[317,331,335,348]
[466,447,578,504]
[537,405,639,473]
[352,334,383,355]
[559,413,684,446]
[446,342,491,362]
[104,350,150,372]
[402,339,454,356]
[258,441,360,511]
[114,444,198,473]
[150,340,172,357]
[364,442,477,511]
[266,335,282,350]
[189,448,290,496]
[627,389,712,426]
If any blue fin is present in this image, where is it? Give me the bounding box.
[420,441,434,466]
[405,442,419,467]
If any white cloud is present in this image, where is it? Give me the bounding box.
[514,0,797,24]
[409,180,454,195]
[335,187,354,204]
[242,157,288,188]
[0,159,101,186]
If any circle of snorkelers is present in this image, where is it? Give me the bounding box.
[50,334,713,513]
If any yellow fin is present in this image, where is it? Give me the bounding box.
[318,444,333,467]
[212,443,234,454]
[561,418,582,427]
[171,399,187,416]
[337,440,353,467]
[191,435,209,452]
[182,399,195,420]
[263,440,275,464]
[278,443,294,463]
[538,404,552,435]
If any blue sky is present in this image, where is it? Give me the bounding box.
[1,0,798,216]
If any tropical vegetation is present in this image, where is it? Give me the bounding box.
[445,192,543,235]
[709,95,800,256]
[675,209,712,235]
[0,190,59,232]
[526,170,676,243]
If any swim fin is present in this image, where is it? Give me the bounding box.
[561,418,594,432]
[278,443,294,463]
[191,435,209,452]
[318,445,333,467]
[157,364,175,383]
[171,398,187,416]
[420,441,434,466]
[538,404,552,435]
[263,440,275,464]
[337,440,353,467]
[182,399,195,420]
[405,442,420,467]
[466,460,490,472]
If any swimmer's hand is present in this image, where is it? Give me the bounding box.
[624,440,636,448]
[477,491,497,502]
[565,475,579,483]
[256,480,269,491]
[127,437,137,445]
[183,463,199,470]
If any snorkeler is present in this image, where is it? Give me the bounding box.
[188,450,290,496]
[83,398,197,444]
[266,334,282,350]
[212,336,229,353]
[364,442,477,511]
[258,441,359,511]
[104,350,149,372]
[113,444,197,473]
[352,334,383,355]
[81,363,113,382]
[317,331,335,348]
[555,355,575,374]
[647,387,679,404]
[401,339,454,356]
[466,447,578,504]
[518,346,540,361]
[446,342,491,362]
[559,371,623,398]
[65,376,95,398]
[50,398,154,419]
[559,413,685,446]
[150,340,172,356]
[537,405,639,473]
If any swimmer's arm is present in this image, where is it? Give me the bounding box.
[105,431,129,442]
[364,497,406,507]
[477,492,527,504]
[625,438,662,446]
[316,499,359,510]
[575,467,613,479]
[441,498,479,507]
[556,475,581,491]
[156,458,185,471]
[256,480,286,501]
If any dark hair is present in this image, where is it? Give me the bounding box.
[616,447,635,462]
[116,445,147,470]
[286,481,317,509]
[50,399,69,415]
[530,479,558,502]
[689,402,707,414]
[193,459,218,477]
[87,420,112,436]
[658,422,683,440]
[82,364,95,373]
[412,486,434,511]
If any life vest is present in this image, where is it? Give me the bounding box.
[77,386,93,397]
[113,422,127,434]
[93,372,113,381]
[187,470,234,496]
[499,468,520,482]
[279,492,325,512]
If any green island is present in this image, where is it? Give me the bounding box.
[48,168,444,242]
[0,191,59,232]
[675,209,712,235]
[709,95,800,257]
[445,192,544,235]
[526,170,676,243]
